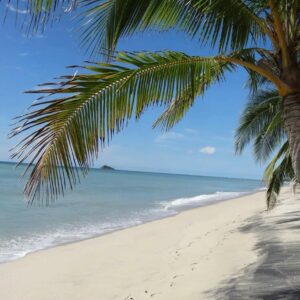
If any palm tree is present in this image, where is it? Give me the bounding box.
[10,0,300,204]
[235,89,295,209]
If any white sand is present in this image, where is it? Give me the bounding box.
[0,190,275,300]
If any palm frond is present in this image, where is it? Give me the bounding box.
[153,48,284,131]
[4,0,78,33]
[235,89,285,161]
[246,71,271,96]
[11,50,233,204]
[264,141,294,209]
[152,89,197,131]
[80,0,268,57]
[235,87,294,208]
[245,49,279,95]
[252,111,284,161]
[152,63,234,130]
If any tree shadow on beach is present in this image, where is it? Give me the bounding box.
[205,206,300,300]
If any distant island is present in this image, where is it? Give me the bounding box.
[100,165,115,171]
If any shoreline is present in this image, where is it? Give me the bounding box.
[0,188,264,265]
[0,189,273,299]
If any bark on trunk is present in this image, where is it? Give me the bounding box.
[283,93,300,181]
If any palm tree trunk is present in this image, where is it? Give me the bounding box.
[283,93,300,181]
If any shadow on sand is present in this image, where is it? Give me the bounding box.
[205,192,300,300]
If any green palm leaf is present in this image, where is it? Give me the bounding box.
[3,0,267,52]
[153,66,236,130]
[152,89,197,131]
[235,88,295,208]
[8,0,300,206]
[264,142,294,209]
[11,50,233,204]
[235,89,285,162]
[80,0,268,56]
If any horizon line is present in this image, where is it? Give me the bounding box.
[0,160,261,182]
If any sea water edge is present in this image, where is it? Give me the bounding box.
[0,162,263,263]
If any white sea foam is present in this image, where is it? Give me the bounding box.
[0,190,262,263]
[160,191,248,211]
[258,187,267,191]
[0,162,264,264]
[0,191,260,263]
[0,190,263,264]
[0,219,143,263]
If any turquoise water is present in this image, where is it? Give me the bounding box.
[0,162,262,263]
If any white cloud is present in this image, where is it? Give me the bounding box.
[22,33,45,39]
[185,128,198,135]
[199,146,216,155]
[155,131,184,143]
[6,4,29,14]
[155,128,200,145]
[19,52,29,57]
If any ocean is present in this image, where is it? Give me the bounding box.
[0,162,263,263]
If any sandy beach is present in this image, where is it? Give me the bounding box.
[0,187,298,300]
[2,1,300,299]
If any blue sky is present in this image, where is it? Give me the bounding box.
[0,5,265,179]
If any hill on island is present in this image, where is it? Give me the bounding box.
[100,165,115,171]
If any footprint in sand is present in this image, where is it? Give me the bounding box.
[172,274,184,279]
[187,241,194,247]
[190,262,198,271]
[145,290,160,298]
[170,273,185,287]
